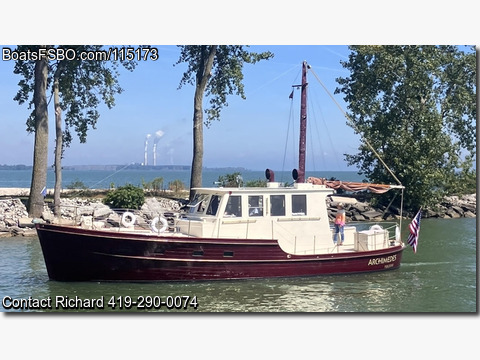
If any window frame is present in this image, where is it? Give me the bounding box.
[248,195,264,217]
[292,194,307,216]
[270,194,286,216]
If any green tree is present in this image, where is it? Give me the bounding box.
[14,45,137,217]
[217,172,267,187]
[175,46,274,200]
[103,184,145,210]
[143,177,164,192]
[217,172,242,187]
[335,45,476,212]
[168,179,186,194]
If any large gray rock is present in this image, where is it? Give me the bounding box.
[93,204,113,218]
[141,198,168,219]
[18,217,34,228]
[42,210,55,222]
[361,210,383,220]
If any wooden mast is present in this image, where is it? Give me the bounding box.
[297,61,308,183]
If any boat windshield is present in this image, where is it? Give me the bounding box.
[206,195,222,216]
[187,193,209,214]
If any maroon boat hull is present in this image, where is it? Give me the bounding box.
[36,223,405,282]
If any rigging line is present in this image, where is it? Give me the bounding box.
[228,63,301,106]
[310,86,343,171]
[59,162,136,198]
[281,99,296,183]
[87,162,135,190]
[262,63,301,91]
[309,67,403,186]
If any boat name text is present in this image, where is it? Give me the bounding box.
[368,255,397,266]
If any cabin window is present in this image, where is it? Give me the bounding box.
[292,195,307,216]
[206,195,221,215]
[270,195,285,216]
[225,195,242,217]
[248,195,263,216]
[188,193,208,214]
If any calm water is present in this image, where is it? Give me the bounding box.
[0,168,364,189]
[0,217,476,313]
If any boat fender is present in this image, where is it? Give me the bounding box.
[151,216,168,233]
[369,224,383,232]
[121,212,136,228]
[395,225,400,242]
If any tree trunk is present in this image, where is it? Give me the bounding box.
[189,46,217,201]
[53,74,62,216]
[27,51,49,218]
[190,90,204,200]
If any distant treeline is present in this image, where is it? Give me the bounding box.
[0,164,249,172]
[0,164,32,170]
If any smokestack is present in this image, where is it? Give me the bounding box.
[153,130,164,166]
[153,143,157,166]
[144,134,151,166]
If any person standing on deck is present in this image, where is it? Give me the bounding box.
[333,203,346,245]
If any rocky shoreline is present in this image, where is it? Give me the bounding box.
[0,193,476,237]
[327,193,477,222]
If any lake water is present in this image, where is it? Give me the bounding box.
[1,215,476,360]
[0,217,475,313]
[0,168,365,189]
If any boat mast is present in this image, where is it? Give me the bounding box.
[297,61,308,183]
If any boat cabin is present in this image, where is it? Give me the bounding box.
[174,181,378,255]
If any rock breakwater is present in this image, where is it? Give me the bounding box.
[0,193,476,237]
[327,193,477,222]
[0,197,185,237]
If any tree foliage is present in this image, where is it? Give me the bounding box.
[176,45,274,126]
[103,184,145,210]
[175,46,274,200]
[14,45,136,146]
[168,179,186,194]
[335,45,476,212]
[13,45,137,216]
[216,172,243,187]
[142,177,164,191]
[217,172,267,187]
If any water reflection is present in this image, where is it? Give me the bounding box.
[1,217,476,313]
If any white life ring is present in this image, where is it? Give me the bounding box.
[121,211,136,228]
[369,224,383,232]
[150,216,168,233]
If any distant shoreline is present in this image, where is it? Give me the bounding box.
[0,169,364,192]
[0,164,358,172]
[0,164,252,172]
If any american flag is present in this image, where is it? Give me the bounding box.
[407,210,422,253]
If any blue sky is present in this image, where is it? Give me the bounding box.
[0,1,476,173]
[0,45,361,171]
